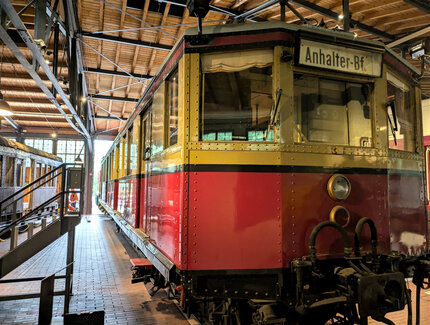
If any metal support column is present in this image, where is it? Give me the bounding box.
[64,227,75,314]
[342,0,350,33]
[280,0,286,22]
[82,137,94,215]
[52,23,59,98]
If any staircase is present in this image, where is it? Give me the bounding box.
[0,163,83,321]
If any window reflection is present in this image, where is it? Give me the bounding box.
[387,73,415,152]
[202,66,273,141]
[294,74,372,147]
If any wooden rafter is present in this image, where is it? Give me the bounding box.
[106,0,128,131]
[119,0,151,120]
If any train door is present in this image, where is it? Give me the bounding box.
[141,112,152,234]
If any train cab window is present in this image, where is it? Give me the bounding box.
[167,69,178,146]
[5,157,14,187]
[294,75,372,147]
[201,49,273,142]
[387,73,415,152]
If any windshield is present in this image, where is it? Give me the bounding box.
[294,74,372,147]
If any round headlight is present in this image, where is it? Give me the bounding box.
[329,205,351,228]
[327,174,351,201]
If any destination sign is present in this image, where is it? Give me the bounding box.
[298,39,382,77]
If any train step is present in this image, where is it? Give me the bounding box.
[130,258,153,284]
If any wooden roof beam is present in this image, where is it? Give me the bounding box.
[120,0,151,119]
[85,67,151,79]
[79,31,173,51]
[404,0,430,14]
[89,94,138,103]
[106,0,128,131]
[287,0,396,40]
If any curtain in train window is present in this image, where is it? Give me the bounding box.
[294,75,372,147]
[387,73,415,152]
[167,69,179,146]
[201,49,273,142]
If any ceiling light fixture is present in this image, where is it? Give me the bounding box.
[51,132,57,138]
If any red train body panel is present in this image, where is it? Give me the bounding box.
[97,21,430,323]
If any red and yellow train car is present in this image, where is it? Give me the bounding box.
[99,21,430,324]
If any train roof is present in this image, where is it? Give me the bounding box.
[182,21,420,76]
[0,136,62,162]
[102,21,421,162]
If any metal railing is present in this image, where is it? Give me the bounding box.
[0,163,84,323]
[0,163,83,251]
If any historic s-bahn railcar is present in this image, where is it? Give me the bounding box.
[0,136,62,222]
[99,21,430,324]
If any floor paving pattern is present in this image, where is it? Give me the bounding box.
[0,214,188,324]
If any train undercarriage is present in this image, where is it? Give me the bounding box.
[130,217,430,325]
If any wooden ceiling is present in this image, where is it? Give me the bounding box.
[1,0,430,138]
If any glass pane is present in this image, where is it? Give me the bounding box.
[58,140,67,154]
[168,69,178,146]
[202,66,272,141]
[294,74,372,147]
[16,159,23,187]
[5,157,14,187]
[152,86,165,154]
[387,74,415,152]
[24,139,33,147]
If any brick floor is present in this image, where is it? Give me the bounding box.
[0,214,189,325]
[368,282,430,325]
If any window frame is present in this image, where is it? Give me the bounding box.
[199,53,276,144]
[386,70,417,153]
[290,66,376,149]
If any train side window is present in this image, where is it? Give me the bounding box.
[152,85,165,154]
[126,130,131,176]
[0,156,3,186]
[167,69,178,146]
[387,73,415,152]
[5,157,14,187]
[294,74,372,147]
[24,159,32,186]
[16,159,23,187]
[46,166,51,186]
[201,49,273,142]
[35,163,41,186]
[130,119,140,174]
